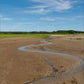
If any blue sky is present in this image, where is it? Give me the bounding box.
[0,0,84,32]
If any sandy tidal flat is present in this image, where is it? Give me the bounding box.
[0,36,84,84]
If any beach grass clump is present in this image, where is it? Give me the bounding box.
[76,38,83,40]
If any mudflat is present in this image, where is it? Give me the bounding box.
[0,36,84,84]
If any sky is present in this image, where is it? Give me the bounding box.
[0,0,84,32]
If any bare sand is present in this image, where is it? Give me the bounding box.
[0,36,84,84]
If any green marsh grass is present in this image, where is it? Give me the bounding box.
[0,33,84,39]
[0,34,49,39]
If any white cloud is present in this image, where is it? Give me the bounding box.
[76,16,84,18]
[0,14,3,18]
[40,16,75,21]
[55,17,75,21]
[40,17,55,21]
[28,0,74,14]
[40,15,84,22]
[23,8,50,14]
[18,22,37,25]
[0,15,12,21]
[29,5,48,9]
[1,18,12,20]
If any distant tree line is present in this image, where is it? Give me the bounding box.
[0,30,84,34]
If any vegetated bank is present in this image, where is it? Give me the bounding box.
[0,30,84,39]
